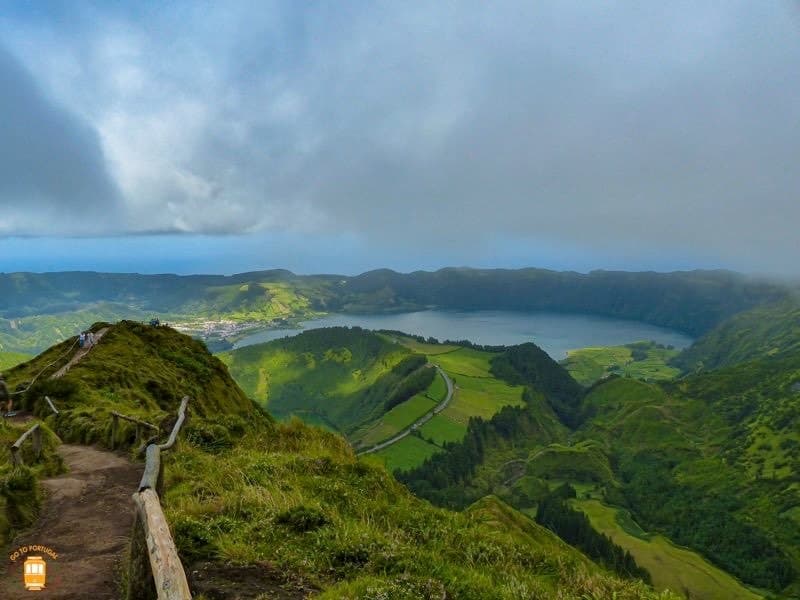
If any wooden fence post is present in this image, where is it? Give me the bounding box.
[32,426,42,461]
[111,413,118,450]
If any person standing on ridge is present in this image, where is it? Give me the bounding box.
[0,374,10,416]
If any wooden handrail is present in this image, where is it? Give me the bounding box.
[128,396,191,599]
[133,489,192,600]
[110,411,160,450]
[10,423,42,467]
[45,396,59,415]
[111,411,160,430]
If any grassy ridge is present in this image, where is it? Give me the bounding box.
[3,321,675,598]
[224,331,529,471]
[220,327,413,436]
[675,300,800,371]
[1,267,791,354]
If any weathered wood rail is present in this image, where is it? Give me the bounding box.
[110,411,160,450]
[10,423,42,467]
[44,395,59,415]
[127,396,192,600]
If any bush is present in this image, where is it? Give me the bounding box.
[275,505,329,533]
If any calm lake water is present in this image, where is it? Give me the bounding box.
[232,310,694,359]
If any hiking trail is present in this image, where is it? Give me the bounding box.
[1,444,143,599]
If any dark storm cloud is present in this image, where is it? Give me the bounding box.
[1,1,799,273]
[0,44,121,234]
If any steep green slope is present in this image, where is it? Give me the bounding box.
[219,327,434,443]
[222,329,531,463]
[675,300,800,371]
[1,321,676,599]
[400,342,800,597]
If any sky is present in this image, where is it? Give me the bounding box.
[0,1,798,276]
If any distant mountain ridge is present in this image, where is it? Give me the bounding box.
[1,266,790,328]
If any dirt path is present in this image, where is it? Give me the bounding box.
[1,444,142,599]
[51,327,110,380]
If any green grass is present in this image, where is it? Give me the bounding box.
[440,375,525,425]
[420,414,468,446]
[0,351,31,371]
[373,434,442,473]
[357,394,437,447]
[562,341,681,386]
[427,369,448,402]
[385,333,459,356]
[220,327,412,433]
[432,348,496,378]
[4,319,680,599]
[573,499,764,600]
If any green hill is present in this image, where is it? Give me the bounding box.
[675,300,800,371]
[0,321,677,599]
[401,343,800,598]
[219,327,439,446]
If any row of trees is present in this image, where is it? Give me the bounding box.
[536,484,650,582]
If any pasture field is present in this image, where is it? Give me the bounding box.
[374,434,441,472]
[440,375,525,424]
[563,341,681,386]
[427,369,448,402]
[419,414,467,446]
[0,351,31,371]
[432,347,496,377]
[357,394,437,447]
[573,499,764,600]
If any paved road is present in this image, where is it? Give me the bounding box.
[358,366,454,455]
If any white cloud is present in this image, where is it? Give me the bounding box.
[0,1,799,274]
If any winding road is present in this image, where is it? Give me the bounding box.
[358,366,454,455]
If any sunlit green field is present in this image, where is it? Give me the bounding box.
[562,341,681,386]
[432,347,496,377]
[0,351,31,371]
[573,499,764,600]
[373,434,441,472]
[419,414,467,446]
[440,375,525,425]
[357,394,437,446]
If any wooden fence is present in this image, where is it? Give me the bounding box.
[110,411,160,450]
[9,423,42,467]
[127,397,192,600]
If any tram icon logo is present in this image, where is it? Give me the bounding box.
[23,556,47,591]
[8,544,57,592]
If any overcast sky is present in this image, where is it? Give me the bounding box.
[0,1,798,276]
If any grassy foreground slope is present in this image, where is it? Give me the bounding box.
[1,321,676,599]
